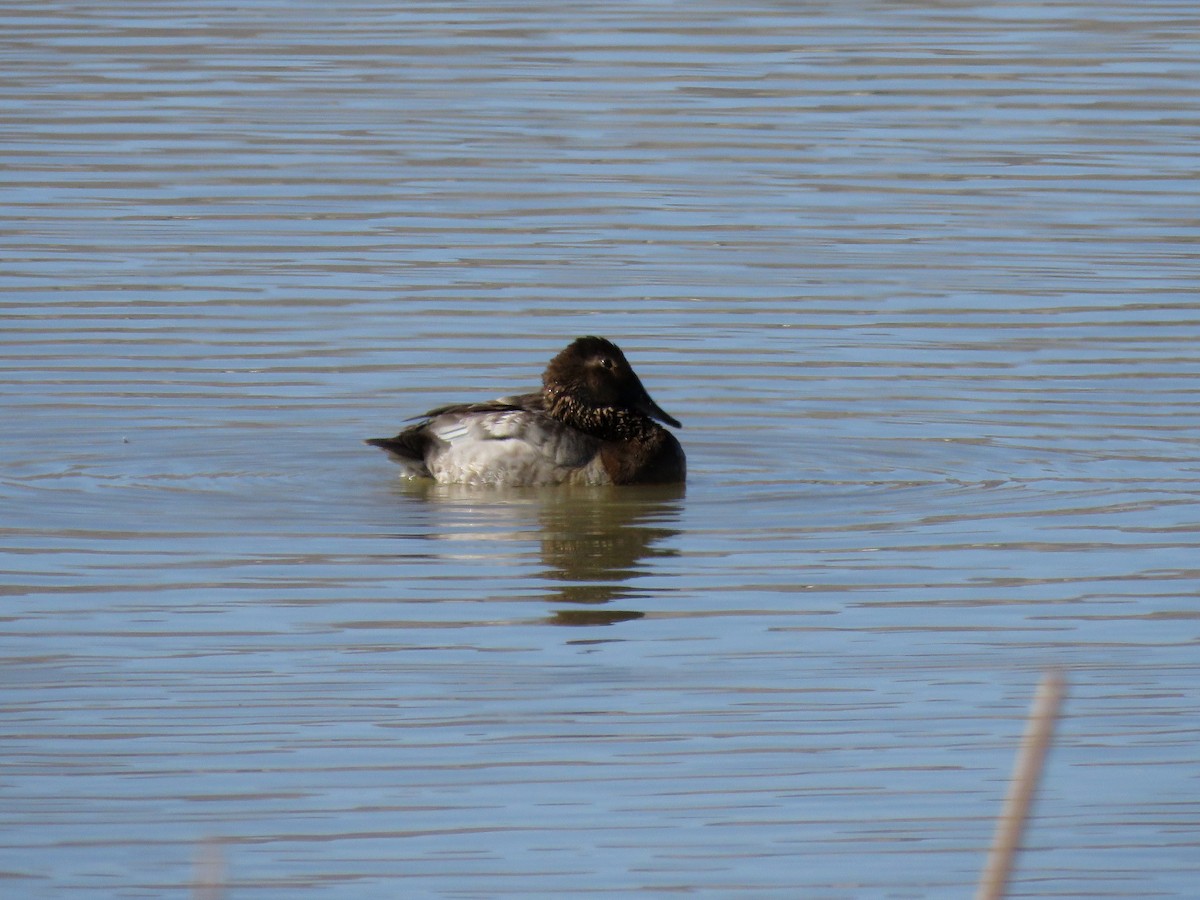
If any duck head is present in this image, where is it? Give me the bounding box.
[544,336,682,429]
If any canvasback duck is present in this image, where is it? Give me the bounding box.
[367,336,685,486]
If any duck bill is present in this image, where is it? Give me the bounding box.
[636,392,682,429]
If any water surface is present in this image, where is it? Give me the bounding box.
[3,1,1199,897]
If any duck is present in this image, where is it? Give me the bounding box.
[366,336,685,486]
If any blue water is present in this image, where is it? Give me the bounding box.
[3,1,1199,897]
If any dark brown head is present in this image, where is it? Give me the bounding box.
[542,336,682,431]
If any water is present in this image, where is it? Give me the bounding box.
[3,1,1200,897]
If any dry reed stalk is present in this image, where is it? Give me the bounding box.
[191,837,225,900]
[975,669,1067,900]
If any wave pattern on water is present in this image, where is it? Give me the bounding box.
[2,1,1199,897]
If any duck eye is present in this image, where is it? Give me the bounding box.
[599,357,615,370]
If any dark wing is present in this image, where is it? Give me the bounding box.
[412,391,544,421]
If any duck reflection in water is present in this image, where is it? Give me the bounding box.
[390,481,685,626]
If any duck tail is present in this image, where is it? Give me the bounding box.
[365,431,432,476]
